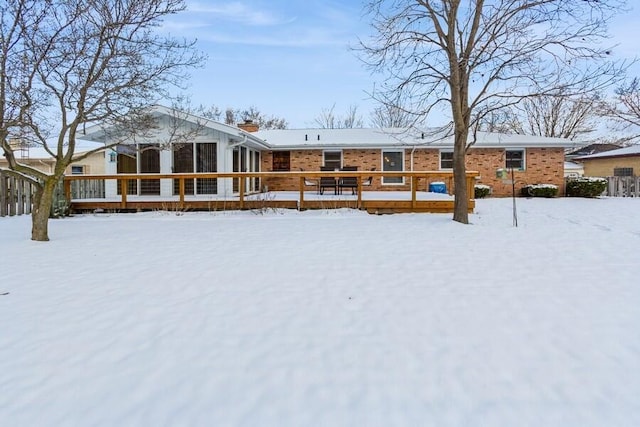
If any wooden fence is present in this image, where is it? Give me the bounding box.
[0,171,34,217]
[604,176,640,197]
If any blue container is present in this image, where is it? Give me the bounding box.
[429,182,447,194]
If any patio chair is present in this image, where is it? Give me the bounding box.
[300,168,319,193]
[362,167,375,187]
[338,166,358,195]
[319,166,337,195]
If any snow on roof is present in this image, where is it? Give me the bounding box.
[81,105,268,149]
[567,143,623,157]
[574,144,640,160]
[255,128,576,149]
[17,139,105,159]
[78,105,576,150]
[255,128,412,149]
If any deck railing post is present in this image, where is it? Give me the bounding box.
[357,176,362,209]
[239,174,245,209]
[64,178,72,202]
[411,174,417,209]
[299,176,304,211]
[121,178,128,209]
[179,177,185,205]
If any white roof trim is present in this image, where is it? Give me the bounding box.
[81,105,269,149]
[255,128,577,150]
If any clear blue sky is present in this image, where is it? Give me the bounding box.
[162,0,377,128]
[163,0,640,129]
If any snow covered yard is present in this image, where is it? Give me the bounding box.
[1,198,639,426]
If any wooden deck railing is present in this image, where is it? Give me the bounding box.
[63,170,479,214]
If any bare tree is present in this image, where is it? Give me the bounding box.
[235,106,288,130]
[197,104,224,122]
[480,92,600,140]
[314,104,364,128]
[360,0,626,223]
[198,105,287,129]
[0,0,204,241]
[605,78,640,139]
[369,87,424,128]
[519,92,600,140]
[477,109,523,134]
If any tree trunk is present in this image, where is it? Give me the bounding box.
[452,128,469,224]
[30,179,56,242]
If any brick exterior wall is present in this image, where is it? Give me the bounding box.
[469,147,565,196]
[261,147,566,196]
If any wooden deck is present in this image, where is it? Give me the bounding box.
[64,171,479,214]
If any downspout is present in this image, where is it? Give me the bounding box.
[226,134,248,196]
[228,134,248,149]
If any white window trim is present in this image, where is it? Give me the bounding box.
[71,165,85,175]
[322,150,342,169]
[505,149,526,171]
[439,149,454,170]
[381,150,405,185]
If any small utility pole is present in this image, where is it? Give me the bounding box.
[511,167,517,227]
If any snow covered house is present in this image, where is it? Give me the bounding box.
[80,105,576,198]
[255,128,575,195]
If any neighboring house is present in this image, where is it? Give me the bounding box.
[564,161,584,178]
[575,145,640,177]
[565,143,623,161]
[80,105,576,197]
[0,139,105,175]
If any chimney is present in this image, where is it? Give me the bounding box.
[237,119,259,133]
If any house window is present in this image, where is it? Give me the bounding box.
[506,149,525,170]
[173,142,218,195]
[440,151,453,169]
[71,165,85,175]
[323,151,342,170]
[382,150,404,184]
[139,144,161,195]
[272,151,290,171]
[116,144,138,195]
[196,143,217,194]
[614,167,634,177]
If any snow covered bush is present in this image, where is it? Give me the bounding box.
[566,177,607,198]
[474,184,491,198]
[521,184,558,198]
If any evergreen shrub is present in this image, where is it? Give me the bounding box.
[521,184,558,198]
[474,184,491,198]
[566,177,607,198]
